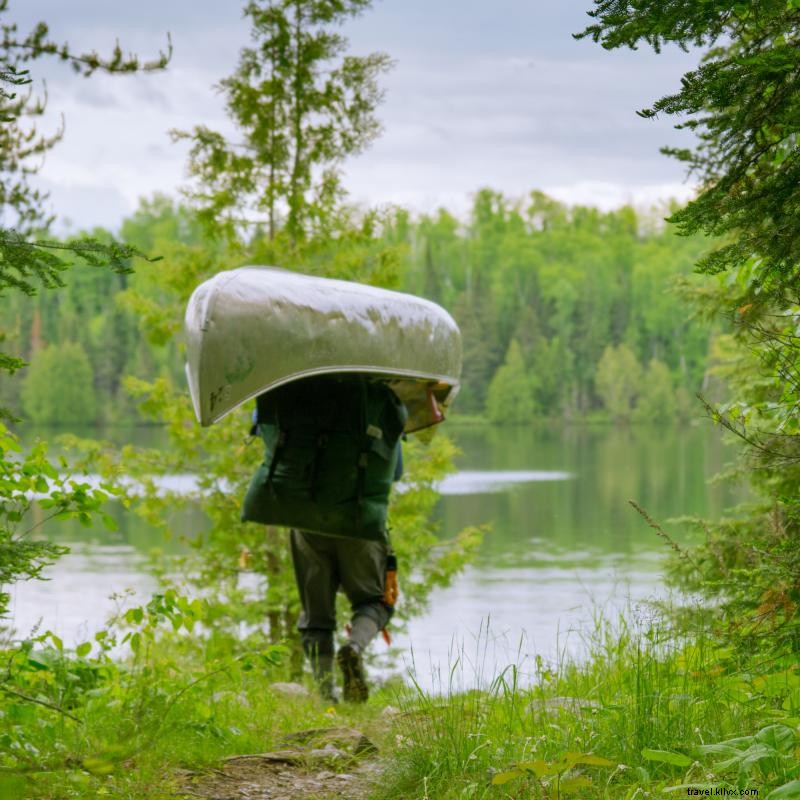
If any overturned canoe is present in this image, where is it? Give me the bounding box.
[184,266,462,430]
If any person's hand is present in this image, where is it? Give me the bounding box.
[383,569,399,607]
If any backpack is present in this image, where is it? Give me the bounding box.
[241,375,408,541]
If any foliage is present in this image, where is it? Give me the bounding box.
[0,0,168,704]
[0,588,288,798]
[0,1,168,383]
[0,422,116,618]
[594,343,641,421]
[485,339,537,424]
[633,358,677,423]
[174,0,391,244]
[0,191,718,426]
[395,191,713,420]
[578,0,800,658]
[20,342,97,425]
[376,613,800,800]
[646,724,800,797]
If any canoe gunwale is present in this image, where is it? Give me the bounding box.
[193,364,459,428]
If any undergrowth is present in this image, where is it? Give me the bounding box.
[375,614,800,800]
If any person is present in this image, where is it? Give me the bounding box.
[289,441,402,703]
[244,376,404,703]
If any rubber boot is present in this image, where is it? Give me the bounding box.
[302,631,336,703]
[337,613,380,703]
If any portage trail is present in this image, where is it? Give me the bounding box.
[176,725,386,800]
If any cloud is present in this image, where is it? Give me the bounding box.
[34,177,132,234]
[7,1,703,231]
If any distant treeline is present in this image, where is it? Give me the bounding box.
[398,190,714,423]
[1,190,716,426]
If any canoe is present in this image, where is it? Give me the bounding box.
[184,266,462,430]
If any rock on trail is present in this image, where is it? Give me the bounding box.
[176,727,382,800]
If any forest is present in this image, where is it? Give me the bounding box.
[2,191,715,427]
[1,1,799,799]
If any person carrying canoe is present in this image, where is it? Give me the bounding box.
[241,374,406,702]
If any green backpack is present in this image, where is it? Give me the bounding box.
[241,375,407,541]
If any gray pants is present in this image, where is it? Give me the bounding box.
[290,529,393,655]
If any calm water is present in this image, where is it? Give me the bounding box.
[7,422,742,689]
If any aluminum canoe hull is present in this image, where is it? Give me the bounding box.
[184,266,462,430]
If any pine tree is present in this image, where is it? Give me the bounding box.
[486,339,537,424]
[579,0,800,654]
[176,0,391,244]
[0,2,167,615]
[0,1,168,379]
[595,343,642,421]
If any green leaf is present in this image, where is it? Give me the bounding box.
[491,770,524,785]
[517,760,556,777]
[75,642,91,658]
[641,749,692,767]
[755,724,796,754]
[559,776,593,793]
[125,607,144,625]
[767,781,800,800]
[564,752,615,767]
[82,757,115,776]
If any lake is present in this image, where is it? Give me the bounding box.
[6,421,742,691]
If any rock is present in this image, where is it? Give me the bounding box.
[306,745,350,767]
[224,750,304,765]
[269,681,310,698]
[212,690,251,707]
[381,705,401,718]
[282,726,377,755]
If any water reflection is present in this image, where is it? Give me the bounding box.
[8,422,743,690]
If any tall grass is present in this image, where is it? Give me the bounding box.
[377,611,799,799]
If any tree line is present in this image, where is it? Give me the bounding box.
[0,190,717,427]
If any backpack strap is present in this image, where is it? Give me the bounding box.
[265,402,286,485]
[308,432,328,500]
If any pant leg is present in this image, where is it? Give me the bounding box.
[335,537,393,648]
[290,529,339,632]
[290,530,339,696]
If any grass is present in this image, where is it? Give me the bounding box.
[3,609,799,799]
[371,613,800,800]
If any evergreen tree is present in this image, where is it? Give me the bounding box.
[579,0,800,654]
[486,339,537,424]
[0,3,167,615]
[21,342,96,425]
[453,284,504,413]
[595,343,642,421]
[633,358,676,423]
[176,0,391,244]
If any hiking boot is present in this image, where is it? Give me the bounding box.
[337,642,368,703]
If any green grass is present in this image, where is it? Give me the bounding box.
[3,609,800,799]
[372,615,800,800]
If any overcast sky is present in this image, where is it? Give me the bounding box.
[12,1,701,232]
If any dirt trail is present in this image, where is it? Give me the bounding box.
[176,727,384,800]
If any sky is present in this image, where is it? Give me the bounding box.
[12,0,702,232]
